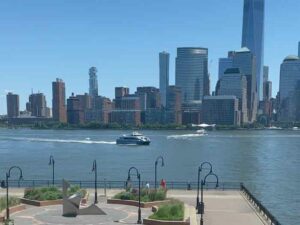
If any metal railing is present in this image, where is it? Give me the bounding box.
[241,184,282,225]
[4,179,242,190]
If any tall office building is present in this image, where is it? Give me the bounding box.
[28,93,48,117]
[218,68,248,123]
[89,67,98,97]
[232,47,257,122]
[166,86,182,124]
[279,55,300,122]
[67,93,81,124]
[52,78,67,122]
[6,93,20,118]
[242,0,265,100]
[175,47,208,102]
[218,51,236,80]
[135,87,161,111]
[202,96,241,126]
[159,52,169,108]
[263,66,269,82]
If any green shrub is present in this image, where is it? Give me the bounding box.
[149,200,184,221]
[23,186,85,201]
[0,197,20,211]
[113,188,167,202]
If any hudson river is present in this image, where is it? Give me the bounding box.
[0,128,299,225]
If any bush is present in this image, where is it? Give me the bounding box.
[0,197,20,212]
[23,186,86,201]
[113,188,167,202]
[149,200,184,221]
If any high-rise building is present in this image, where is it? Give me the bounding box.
[279,55,300,122]
[6,93,20,118]
[242,0,265,100]
[115,87,129,99]
[159,52,169,108]
[135,87,160,110]
[202,96,241,126]
[218,51,236,80]
[67,93,81,124]
[89,67,98,97]
[165,86,182,124]
[218,68,248,123]
[28,93,48,117]
[263,66,269,82]
[52,78,67,123]
[232,47,257,122]
[175,47,208,102]
[110,94,141,126]
[263,81,272,101]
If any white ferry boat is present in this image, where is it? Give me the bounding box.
[116,132,151,145]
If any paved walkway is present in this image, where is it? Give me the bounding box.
[168,190,268,225]
[0,189,269,225]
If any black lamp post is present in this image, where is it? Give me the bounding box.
[196,162,213,211]
[127,167,141,224]
[200,172,219,225]
[48,155,55,186]
[1,166,23,220]
[91,160,98,204]
[155,156,164,190]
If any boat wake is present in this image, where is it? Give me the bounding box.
[167,133,206,139]
[1,137,116,145]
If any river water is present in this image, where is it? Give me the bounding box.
[0,128,299,225]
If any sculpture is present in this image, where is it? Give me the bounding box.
[62,179,106,217]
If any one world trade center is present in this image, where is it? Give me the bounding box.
[242,0,265,101]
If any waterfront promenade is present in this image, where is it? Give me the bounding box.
[0,188,269,225]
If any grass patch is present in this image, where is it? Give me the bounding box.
[0,196,20,212]
[113,188,166,202]
[149,200,184,221]
[24,186,86,201]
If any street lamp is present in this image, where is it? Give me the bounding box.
[48,155,55,186]
[155,156,164,190]
[127,167,141,224]
[200,172,219,225]
[91,160,98,204]
[1,166,23,221]
[196,162,213,211]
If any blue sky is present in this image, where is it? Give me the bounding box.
[0,0,299,114]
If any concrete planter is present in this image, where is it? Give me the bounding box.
[0,204,26,222]
[143,218,190,225]
[20,198,63,207]
[107,199,171,208]
[20,192,89,207]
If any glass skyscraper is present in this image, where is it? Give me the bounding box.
[175,47,208,102]
[89,67,98,97]
[159,51,170,108]
[242,0,265,100]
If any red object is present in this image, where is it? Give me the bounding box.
[160,179,166,189]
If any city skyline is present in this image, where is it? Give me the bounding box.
[1,0,300,114]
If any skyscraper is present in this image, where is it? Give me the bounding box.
[28,93,48,117]
[175,47,208,102]
[159,51,169,108]
[52,78,67,122]
[279,55,300,122]
[242,0,265,100]
[232,47,257,122]
[218,68,248,123]
[6,92,20,118]
[89,67,98,97]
